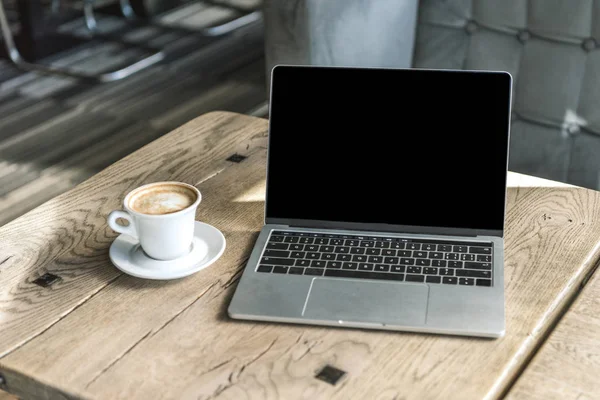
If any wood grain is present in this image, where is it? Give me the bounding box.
[506,264,600,399]
[0,390,18,400]
[1,112,600,400]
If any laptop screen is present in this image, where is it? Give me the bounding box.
[266,66,511,232]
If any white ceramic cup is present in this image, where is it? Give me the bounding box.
[108,182,201,261]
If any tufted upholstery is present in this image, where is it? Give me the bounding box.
[263,0,600,189]
[414,0,600,188]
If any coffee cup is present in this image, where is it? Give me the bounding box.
[108,182,201,260]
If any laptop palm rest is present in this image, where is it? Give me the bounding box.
[302,278,428,325]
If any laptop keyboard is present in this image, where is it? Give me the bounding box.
[256,231,493,287]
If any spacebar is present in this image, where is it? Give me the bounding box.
[325,269,405,281]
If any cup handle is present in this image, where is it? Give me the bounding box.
[108,210,138,239]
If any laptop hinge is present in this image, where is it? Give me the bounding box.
[268,218,501,238]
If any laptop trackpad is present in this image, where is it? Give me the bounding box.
[302,278,428,325]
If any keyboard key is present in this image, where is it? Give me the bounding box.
[390,265,405,273]
[448,261,463,268]
[284,237,299,243]
[359,263,374,271]
[398,250,412,257]
[423,267,438,275]
[307,252,320,260]
[320,246,334,253]
[407,243,421,250]
[476,279,492,287]
[423,244,436,251]
[375,241,390,248]
[382,249,396,256]
[331,239,344,246]
[266,243,288,250]
[453,245,468,253]
[257,265,272,273]
[407,266,422,274]
[315,238,329,245]
[374,264,389,272]
[368,256,383,263]
[299,237,314,244]
[289,267,304,275]
[325,269,404,281]
[445,253,459,260]
[342,262,358,270]
[311,260,326,268]
[337,254,352,261]
[439,268,454,276]
[400,258,415,265]
[366,248,381,255]
[352,255,367,262]
[295,259,310,267]
[384,256,399,264]
[345,240,359,246]
[306,245,319,251]
[456,270,491,278]
[321,253,336,260]
[391,242,405,249]
[414,251,427,258]
[406,274,425,282]
[461,254,475,261]
[273,266,289,274]
[437,244,451,252]
[459,278,475,286]
[291,251,306,258]
[327,261,342,269]
[360,241,375,248]
[416,259,431,266]
[470,246,492,254]
[350,247,365,254]
[304,268,324,276]
[477,255,492,262]
[290,244,304,251]
[264,250,290,258]
[464,262,491,270]
[336,246,350,254]
[426,276,441,284]
[432,260,447,267]
[261,257,294,266]
[442,277,458,285]
[429,252,443,259]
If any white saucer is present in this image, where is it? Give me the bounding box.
[109,221,226,280]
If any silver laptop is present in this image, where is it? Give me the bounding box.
[228,65,512,338]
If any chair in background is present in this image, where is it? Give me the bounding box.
[0,0,164,81]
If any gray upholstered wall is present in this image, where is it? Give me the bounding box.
[413,0,600,188]
[263,0,419,86]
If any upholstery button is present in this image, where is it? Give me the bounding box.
[582,38,597,51]
[465,20,478,34]
[517,30,531,43]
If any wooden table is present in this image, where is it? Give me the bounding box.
[506,255,600,399]
[1,111,600,400]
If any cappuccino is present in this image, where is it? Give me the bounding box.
[129,183,197,215]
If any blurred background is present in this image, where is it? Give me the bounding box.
[1,0,600,230]
[0,0,267,227]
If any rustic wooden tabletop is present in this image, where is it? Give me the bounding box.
[1,112,599,400]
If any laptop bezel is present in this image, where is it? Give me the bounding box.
[264,64,512,238]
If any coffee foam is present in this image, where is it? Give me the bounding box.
[129,183,197,215]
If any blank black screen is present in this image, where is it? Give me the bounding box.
[266,66,511,231]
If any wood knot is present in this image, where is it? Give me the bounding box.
[227,154,247,163]
[315,365,346,385]
[33,273,62,288]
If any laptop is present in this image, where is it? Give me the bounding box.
[228,65,512,338]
